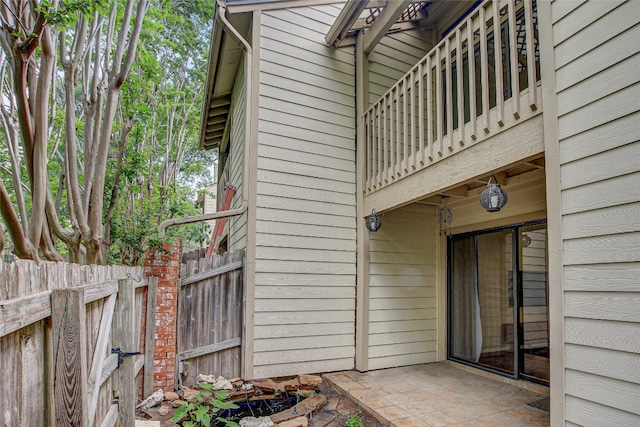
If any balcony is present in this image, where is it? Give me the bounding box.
[364,0,542,195]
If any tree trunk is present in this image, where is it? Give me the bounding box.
[29,28,56,256]
[0,177,38,261]
[86,0,149,265]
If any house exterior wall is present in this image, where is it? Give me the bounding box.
[368,29,434,106]
[227,60,248,252]
[367,204,438,370]
[251,3,357,378]
[548,1,640,425]
[203,184,217,234]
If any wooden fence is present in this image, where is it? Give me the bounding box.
[0,259,156,426]
[178,249,244,387]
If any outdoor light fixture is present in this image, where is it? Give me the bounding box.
[522,234,532,248]
[480,176,508,212]
[366,209,382,232]
[438,206,453,236]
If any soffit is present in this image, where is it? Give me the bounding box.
[199,8,251,151]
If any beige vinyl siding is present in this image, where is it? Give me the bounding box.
[551,1,640,425]
[368,204,438,370]
[203,184,217,233]
[252,3,356,378]
[226,60,248,252]
[368,29,434,106]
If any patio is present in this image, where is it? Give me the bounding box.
[323,362,550,427]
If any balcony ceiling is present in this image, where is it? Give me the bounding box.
[415,156,546,207]
[326,0,477,49]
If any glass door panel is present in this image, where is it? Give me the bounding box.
[519,225,550,381]
[449,230,515,375]
[450,236,481,363]
[476,230,514,375]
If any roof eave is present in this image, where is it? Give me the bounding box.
[325,0,369,47]
[199,4,225,151]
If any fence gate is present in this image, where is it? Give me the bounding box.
[0,259,156,427]
[178,249,245,387]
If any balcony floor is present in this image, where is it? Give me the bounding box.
[324,362,549,426]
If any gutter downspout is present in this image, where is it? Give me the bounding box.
[159,0,252,236]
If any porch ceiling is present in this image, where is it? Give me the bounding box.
[415,157,545,208]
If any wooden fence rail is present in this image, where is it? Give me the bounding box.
[0,260,155,427]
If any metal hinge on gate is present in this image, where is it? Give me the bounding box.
[111,347,141,367]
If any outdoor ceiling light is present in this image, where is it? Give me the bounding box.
[365,209,381,232]
[480,176,508,212]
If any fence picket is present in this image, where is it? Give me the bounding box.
[87,293,117,422]
[52,288,88,427]
[114,279,136,426]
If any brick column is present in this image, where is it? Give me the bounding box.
[144,239,182,391]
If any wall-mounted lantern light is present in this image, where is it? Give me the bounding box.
[438,206,452,236]
[366,209,381,232]
[480,176,508,212]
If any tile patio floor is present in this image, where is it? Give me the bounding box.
[323,362,550,427]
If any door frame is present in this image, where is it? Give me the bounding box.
[446,219,548,385]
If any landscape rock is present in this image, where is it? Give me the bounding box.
[270,394,327,424]
[137,389,164,411]
[197,374,233,390]
[164,392,179,401]
[240,416,274,427]
[157,405,170,416]
[171,399,186,408]
[277,416,308,427]
[299,375,322,386]
[275,378,300,391]
[241,383,254,391]
[182,388,199,400]
[252,378,277,391]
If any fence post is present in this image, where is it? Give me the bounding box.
[114,279,136,425]
[144,240,182,391]
[51,288,88,427]
[143,277,158,397]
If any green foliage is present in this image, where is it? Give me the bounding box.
[171,386,239,427]
[344,411,364,427]
[102,0,217,264]
[38,0,107,28]
[0,0,217,264]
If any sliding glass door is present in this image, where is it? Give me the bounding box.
[448,222,549,384]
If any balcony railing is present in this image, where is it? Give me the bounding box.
[364,0,541,193]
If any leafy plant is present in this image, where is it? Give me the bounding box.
[344,411,364,427]
[171,385,239,427]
